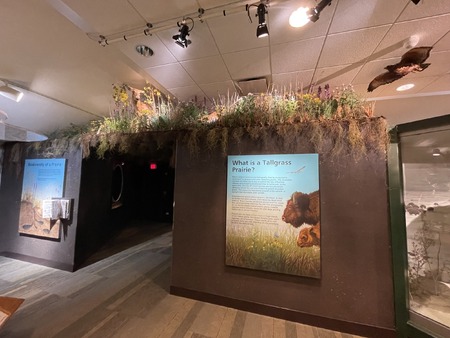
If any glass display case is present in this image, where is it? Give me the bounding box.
[400,125,450,336]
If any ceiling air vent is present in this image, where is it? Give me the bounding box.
[236,76,269,96]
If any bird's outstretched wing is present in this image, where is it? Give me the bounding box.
[400,46,433,64]
[368,46,433,92]
[367,72,403,92]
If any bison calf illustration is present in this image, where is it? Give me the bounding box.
[297,224,321,247]
[282,191,321,247]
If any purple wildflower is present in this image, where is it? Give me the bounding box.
[324,84,331,100]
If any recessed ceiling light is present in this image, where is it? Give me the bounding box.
[432,148,442,157]
[135,45,153,57]
[396,83,415,91]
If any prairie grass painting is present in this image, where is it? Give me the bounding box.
[226,225,320,277]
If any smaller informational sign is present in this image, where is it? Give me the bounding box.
[226,154,321,278]
[18,159,66,239]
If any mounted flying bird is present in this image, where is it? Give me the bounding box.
[367,46,433,92]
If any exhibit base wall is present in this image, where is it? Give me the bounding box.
[171,286,396,338]
[0,251,74,272]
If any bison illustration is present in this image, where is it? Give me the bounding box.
[282,190,321,247]
[282,191,320,227]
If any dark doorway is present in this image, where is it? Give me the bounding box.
[75,146,175,269]
[135,160,174,222]
[118,156,174,223]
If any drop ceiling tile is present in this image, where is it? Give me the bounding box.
[181,55,231,84]
[313,64,364,87]
[156,23,219,61]
[207,11,268,54]
[373,76,439,97]
[268,0,334,45]
[222,47,270,80]
[200,81,238,100]
[350,83,381,100]
[399,0,450,21]
[374,15,450,59]
[329,0,406,34]
[271,37,325,74]
[129,0,198,23]
[371,95,450,127]
[168,85,206,103]
[145,63,194,88]
[408,50,450,77]
[272,71,315,93]
[62,0,144,33]
[420,74,450,93]
[318,26,390,67]
[434,31,450,52]
[197,0,234,8]
[352,58,399,86]
[116,35,176,68]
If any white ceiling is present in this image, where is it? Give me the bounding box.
[0,0,449,139]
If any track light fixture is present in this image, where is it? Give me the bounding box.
[173,17,194,48]
[289,0,332,28]
[246,1,269,38]
[256,3,269,38]
[0,81,23,102]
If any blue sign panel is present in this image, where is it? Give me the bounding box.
[226,154,320,278]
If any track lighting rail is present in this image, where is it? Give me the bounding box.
[92,0,261,46]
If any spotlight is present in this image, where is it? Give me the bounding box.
[173,18,194,48]
[411,0,421,4]
[0,81,23,102]
[256,3,269,38]
[246,1,269,38]
[289,0,332,27]
[289,7,310,27]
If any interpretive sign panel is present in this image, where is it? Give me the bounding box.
[18,159,66,239]
[226,154,320,278]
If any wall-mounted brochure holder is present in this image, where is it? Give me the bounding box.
[42,199,71,220]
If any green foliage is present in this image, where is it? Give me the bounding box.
[38,82,386,159]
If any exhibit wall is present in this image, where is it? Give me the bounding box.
[0,143,82,271]
[171,136,395,336]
